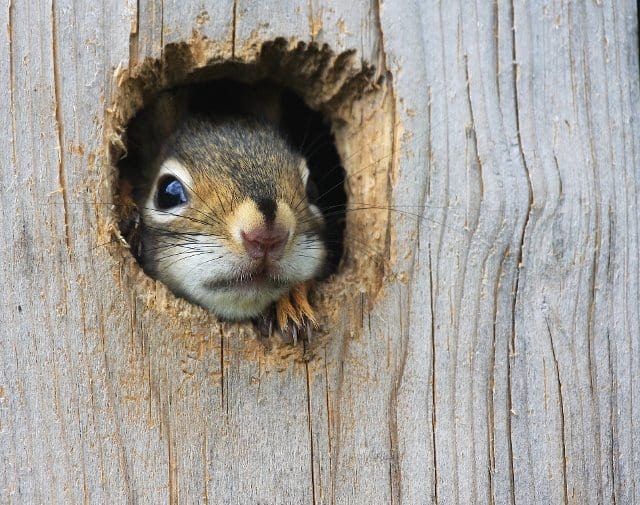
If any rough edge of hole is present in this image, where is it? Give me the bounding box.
[103,34,395,352]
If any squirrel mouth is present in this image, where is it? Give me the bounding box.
[205,265,285,291]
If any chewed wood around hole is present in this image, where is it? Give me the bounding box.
[107,39,394,346]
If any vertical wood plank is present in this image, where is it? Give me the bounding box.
[0,0,638,503]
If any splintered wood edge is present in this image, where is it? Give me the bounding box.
[101,33,398,354]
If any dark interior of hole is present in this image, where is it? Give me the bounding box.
[118,79,346,275]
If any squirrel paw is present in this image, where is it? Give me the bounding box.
[256,282,317,344]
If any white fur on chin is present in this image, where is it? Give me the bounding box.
[151,232,326,320]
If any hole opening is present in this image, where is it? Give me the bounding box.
[116,77,346,311]
[107,38,390,337]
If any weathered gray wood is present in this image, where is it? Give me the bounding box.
[1,1,638,504]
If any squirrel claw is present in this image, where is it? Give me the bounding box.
[255,314,275,339]
[272,281,317,344]
[278,317,314,346]
[254,312,312,345]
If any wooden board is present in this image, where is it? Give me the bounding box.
[1,1,638,503]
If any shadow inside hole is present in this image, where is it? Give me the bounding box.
[118,78,346,276]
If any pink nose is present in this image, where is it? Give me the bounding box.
[241,226,289,260]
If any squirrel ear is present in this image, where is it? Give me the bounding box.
[298,159,311,186]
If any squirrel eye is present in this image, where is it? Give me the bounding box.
[156,176,188,209]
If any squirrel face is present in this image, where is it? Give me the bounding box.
[136,117,327,321]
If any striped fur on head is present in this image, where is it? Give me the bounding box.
[135,117,327,320]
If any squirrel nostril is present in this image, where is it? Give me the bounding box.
[241,227,289,260]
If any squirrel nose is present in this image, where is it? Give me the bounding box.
[241,226,289,260]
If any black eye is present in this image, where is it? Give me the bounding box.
[156,176,188,209]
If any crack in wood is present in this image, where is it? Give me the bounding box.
[8,0,18,169]
[507,1,526,502]
[546,316,570,504]
[305,362,318,505]
[50,0,71,250]
[129,0,140,65]
[428,244,439,505]
[231,0,238,58]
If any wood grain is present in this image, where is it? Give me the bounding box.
[1,0,638,503]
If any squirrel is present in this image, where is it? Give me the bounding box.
[118,83,331,342]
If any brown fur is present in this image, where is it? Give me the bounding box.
[134,117,325,333]
[276,280,316,329]
[139,118,321,247]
